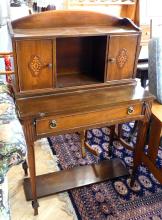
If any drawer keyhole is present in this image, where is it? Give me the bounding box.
[127,106,134,115]
[49,120,57,128]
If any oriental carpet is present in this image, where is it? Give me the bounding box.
[48,123,162,220]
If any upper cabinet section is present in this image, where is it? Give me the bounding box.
[8,10,141,97]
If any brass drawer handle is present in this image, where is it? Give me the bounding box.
[49,120,57,128]
[127,106,134,115]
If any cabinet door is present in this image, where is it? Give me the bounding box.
[16,40,54,91]
[106,35,138,81]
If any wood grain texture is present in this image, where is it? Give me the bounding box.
[9,11,141,97]
[22,119,38,215]
[106,34,139,80]
[152,101,162,123]
[11,10,127,29]
[16,39,54,91]
[19,84,154,214]
[130,101,153,186]
[17,84,153,119]
[147,114,161,161]
[56,36,106,85]
[7,10,154,215]
[36,103,142,136]
[11,26,138,38]
[137,101,162,184]
[146,101,162,164]
[23,158,129,201]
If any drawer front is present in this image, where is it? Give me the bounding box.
[36,103,142,136]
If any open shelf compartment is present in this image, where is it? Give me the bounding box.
[56,36,107,88]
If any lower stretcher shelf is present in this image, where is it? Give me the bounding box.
[23,158,129,201]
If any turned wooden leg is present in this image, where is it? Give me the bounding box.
[147,115,161,162]
[128,120,138,143]
[80,130,86,158]
[109,125,115,157]
[23,120,39,215]
[130,121,146,186]
[28,136,39,215]
[22,160,28,176]
[117,124,123,139]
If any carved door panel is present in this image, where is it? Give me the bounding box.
[16,40,54,91]
[106,35,138,81]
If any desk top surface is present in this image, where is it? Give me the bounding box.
[12,26,137,38]
[17,84,154,119]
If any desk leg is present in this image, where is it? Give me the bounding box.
[147,115,161,161]
[23,120,39,215]
[109,125,115,157]
[131,102,152,186]
[22,160,28,176]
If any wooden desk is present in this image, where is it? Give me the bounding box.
[8,10,154,215]
[16,84,153,215]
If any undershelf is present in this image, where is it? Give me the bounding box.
[23,158,129,201]
[57,73,102,88]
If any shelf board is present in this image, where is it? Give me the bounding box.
[23,158,129,201]
[57,73,102,88]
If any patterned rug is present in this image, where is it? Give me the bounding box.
[48,123,162,220]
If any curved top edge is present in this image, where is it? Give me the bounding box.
[119,17,140,31]
[11,10,139,30]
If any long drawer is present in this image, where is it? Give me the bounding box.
[36,103,143,136]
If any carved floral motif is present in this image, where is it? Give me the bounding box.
[29,55,43,77]
[116,48,128,69]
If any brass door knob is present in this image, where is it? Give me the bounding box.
[49,120,57,128]
[127,106,134,115]
[48,63,52,68]
[42,63,52,69]
[108,58,116,63]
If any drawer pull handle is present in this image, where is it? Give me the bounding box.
[49,120,57,128]
[127,106,134,115]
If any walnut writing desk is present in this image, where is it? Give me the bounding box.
[8,11,154,215]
